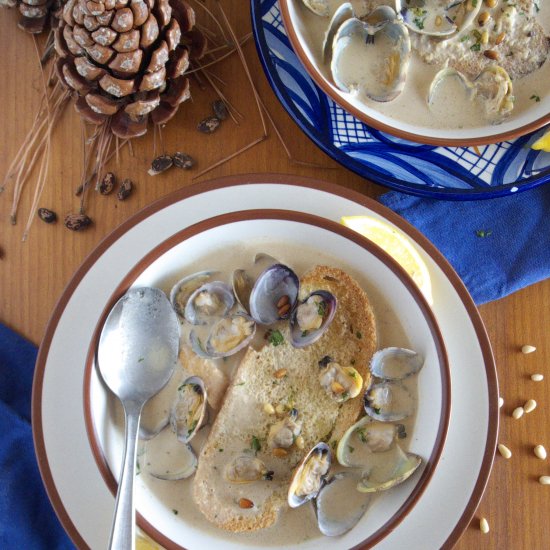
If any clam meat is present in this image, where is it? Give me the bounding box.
[319,358,363,402]
[356,444,422,493]
[315,472,372,537]
[337,415,406,467]
[331,14,411,102]
[267,408,302,449]
[364,381,415,421]
[184,281,234,325]
[370,347,424,380]
[169,270,217,317]
[225,455,274,483]
[290,290,337,348]
[288,442,332,508]
[170,376,207,443]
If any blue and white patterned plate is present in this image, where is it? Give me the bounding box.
[251,0,550,199]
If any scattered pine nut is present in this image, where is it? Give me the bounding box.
[274,368,288,379]
[331,381,346,394]
[276,295,290,308]
[263,403,275,415]
[524,399,537,413]
[539,476,550,485]
[498,397,504,408]
[498,443,512,459]
[273,447,289,458]
[534,445,547,460]
[275,403,286,415]
[485,0,497,7]
[521,345,536,354]
[480,517,490,534]
[238,498,254,509]
[531,373,544,382]
[512,407,524,419]
[295,435,305,449]
[495,32,506,45]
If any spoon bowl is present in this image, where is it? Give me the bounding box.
[96,287,180,550]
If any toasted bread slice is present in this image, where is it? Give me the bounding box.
[192,266,377,532]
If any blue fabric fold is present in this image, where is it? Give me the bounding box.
[379,184,550,304]
[0,323,74,550]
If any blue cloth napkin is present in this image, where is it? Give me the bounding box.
[0,323,74,550]
[379,184,550,304]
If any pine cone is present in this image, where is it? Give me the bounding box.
[1,0,57,34]
[54,0,206,138]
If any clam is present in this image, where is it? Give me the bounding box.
[232,252,278,313]
[356,444,422,493]
[318,358,363,402]
[170,376,207,443]
[301,0,330,17]
[315,472,372,537]
[184,281,234,325]
[290,290,337,348]
[143,424,197,480]
[169,270,217,317]
[288,442,332,508]
[249,264,300,325]
[331,16,411,102]
[370,347,424,380]
[336,415,406,467]
[364,381,415,421]
[190,313,256,358]
[225,455,274,483]
[267,408,302,449]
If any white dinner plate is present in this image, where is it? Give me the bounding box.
[33,174,498,549]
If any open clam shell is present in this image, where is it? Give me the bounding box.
[331,16,411,103]
[249,263,300,325]
[356,444,422,493]
[315,472,372,537]
[322,2,354,62]
[370,347,424,380]
[184,281,234,325]
[364,381,415,421]
[170,376,207,443]
[288,442,332,508]
[143,424,198,480]
[169,270,217,317]
[290,290,337,348]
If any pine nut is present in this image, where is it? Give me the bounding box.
[512,407,524,419]
[273,447,288,458]
[263,403,275,415]
[539,476,550,485]
[485,0,497,7]
[276,295,290,308]
[435,15,442,26]
[331,381,346,394]
[481,30,489,44]
[522,345,536,354]
[498,443,512,459]
[238,498,254,509]
[534,445,547,460]
[274,368,288,379]
[275,403,286,415]
[495,32,506,45]
[531,373,544,382]
[480,517,490,534]
[524,399,537,413]
[484,49,499,60]
[498,397,504,408]
[295,435,305,449]
[278,303,291,316]
[478,12,490,26]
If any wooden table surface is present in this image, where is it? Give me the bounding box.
[1,3,549,549]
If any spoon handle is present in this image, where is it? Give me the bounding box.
[109,400,142,550]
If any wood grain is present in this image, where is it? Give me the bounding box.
[1,3,549,549]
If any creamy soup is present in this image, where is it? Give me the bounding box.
[107,240,424,547]
[293,0,550,130]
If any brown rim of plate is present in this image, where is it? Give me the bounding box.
[31,173,498,550]
[278,0,550,148]
[82,208,450,550]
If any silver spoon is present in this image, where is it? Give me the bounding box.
[96,287,180,550]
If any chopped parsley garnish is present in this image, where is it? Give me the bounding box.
[373,407,381,414]
[356,331,362,339]
[460,35,470,42]
[341,391,350,400]
[301,330,308,337]
[357,429,368,444]
[472,0,478,6]
[317,300,327,317]
[349,446,355,453]
[470,43,481,51]
[218,448,224,452]
[472,29,482,41]
[350,359,356,365]
[530,94,541,102]
[268,329,285,346]
[187,419,198,436]
[251,435,261,454]
[172,509,178,515]
[235,382,246,386]
[137,357,144,363]
[475,229,493,238]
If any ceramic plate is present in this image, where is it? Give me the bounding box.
[33,175,498,549]
[85,211,450,549]
[251,0,550,199]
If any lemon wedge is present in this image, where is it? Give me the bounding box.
[136,531,164,550]
[341,215,433,304]
[532,129,550,152]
